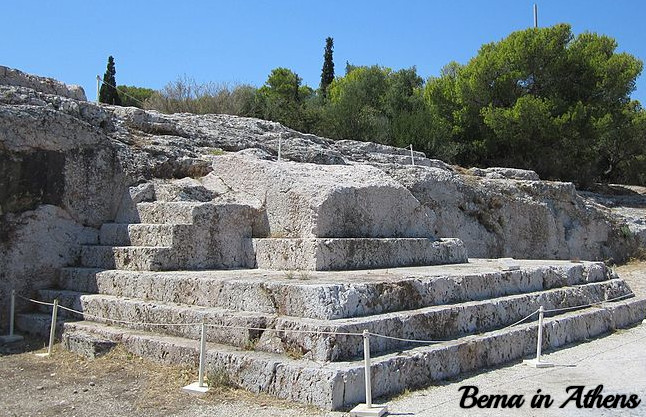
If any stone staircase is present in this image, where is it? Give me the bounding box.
[14,175,646,410]
[80,202,200,272]
[17,259,646,409]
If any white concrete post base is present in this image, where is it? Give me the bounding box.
[523,358,555,368]
[182,381,209,395]
[350,403,388,417]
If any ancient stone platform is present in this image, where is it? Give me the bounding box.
[18,260,646,409]
[4,66,646,412]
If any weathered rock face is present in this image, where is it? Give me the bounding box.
[382,165,634,260]
[0,66,86,101]
[0,205,98,317]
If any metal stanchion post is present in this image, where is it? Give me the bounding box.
[524,306,554,368]
[0,289,24,343]
[183,321,210,394]
[198,321,207,388]
[350,330,388,417]
[36,299,58,357]
[536,306,544,361]
[96,75,101,104]
[364,330,372,408]
[409,144,415,166]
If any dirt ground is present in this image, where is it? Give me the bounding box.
[0,340,338,417]
[0,261,644,417]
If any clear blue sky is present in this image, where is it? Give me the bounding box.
[3,1,645,104]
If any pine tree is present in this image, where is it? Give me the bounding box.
[320,37,335,97]
[99,56,122,105]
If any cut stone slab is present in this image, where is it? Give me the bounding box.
[253,237,467,270]
[57,268,105,293]
[36,289,87,318]
[261,279,634,361]
[99,223,192,247]
[62,330,116,358]
[80,245,178,271]
[0,334,24,344]
[129,201,204,224]
[76,294,269,348]
[15,313,66,338]
[209,155,435,238]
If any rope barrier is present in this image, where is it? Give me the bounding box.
[205,322,362,338]
[499,308,540,331]
[12,288,643,408]
[542,292,635,314]
[12,290,639,343]
[56,304,202,328]
[16,294,55,307]
[368,332,444,344]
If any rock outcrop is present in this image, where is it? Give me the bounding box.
[1,65,643,327]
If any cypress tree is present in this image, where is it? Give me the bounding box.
[320,37,335,97]
[99,56,122,105]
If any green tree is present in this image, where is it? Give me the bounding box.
[99,56,122,105]
[117,85,155,108]
[424,24,644,185]
[325,65,391,143]
[257,67,312,131]
[320,37,335,97]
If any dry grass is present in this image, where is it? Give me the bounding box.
[0,339,325,416]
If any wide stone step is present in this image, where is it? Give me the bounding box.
[80,245,177,271]
[61,297,646,410]
[77,294,270,349]
[99,223,192,247]
[269,279,633,361]
[253,237,468,270]
[57,260,613,319]
[135,201,203,224]
[64,278,632,362]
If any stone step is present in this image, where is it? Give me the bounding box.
[36,289,88,318]
[75,294,269,349]
[61,297,646,410]
[15,313,68,338]
[270,279,633,361]
[57,260,613,319]
[62,329,117,358]
[80,245,177,271]
[135,201,203,224]
[62,279,632,361]
[57,268,105,293]
[99,223,192,247]
[253,237,468,270]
